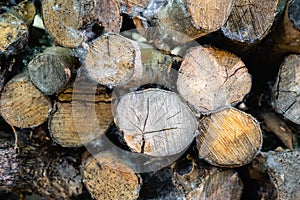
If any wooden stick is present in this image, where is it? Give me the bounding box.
[0,73,52,128]
[114,88,197,157]
[197,107,262,167]
[272,54,300,125]
[82,154,141,200]
[177,45,252,113]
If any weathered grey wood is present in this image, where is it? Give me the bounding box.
[28,46,79,95]
[221,0,285,45]
[0,128,83,199]
[42,0,122,47]
[273,54,300,125]
[0,73,52,128]
[82,154,141,200]
[177,45,251,113]
[197,107,262,167]
[114,88,197,157]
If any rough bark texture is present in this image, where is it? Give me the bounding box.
[0,12,28,55]
[221,0,285,45]
[273,54,300,125]
[0,127,83,199]
[28,46,78,95]
[42,0,122,47]
[135,0,234,51]
[177,45,251,113]
[10,0,36,25]
[197,107,262,167]
[114,88,197,157]
[83,154,141,200]
[0,73,52,128]
[173,155,244,200]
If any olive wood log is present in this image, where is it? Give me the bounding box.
[273,54,300,125]
[114,88,197,157]
[42,0,122,48]
[82,154,141,200]
[0,127,83,199]
[0,73,52,128]
[196,107,262,167]
[177,45,251,113]
[28,46,79,95]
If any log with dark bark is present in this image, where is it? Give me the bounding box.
[114,88,197,157]
[197,107,262,167]
[28,46,79,95]
[221,0,285,51]
[272,54,300,125]
[42,0,122,48]
[0,73,52,128]
[0,127,83,199]
[177,45,252,113]
[82,153,142,200]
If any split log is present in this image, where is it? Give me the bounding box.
[49,83,112,147]
[272,54,300,125]
[135,0,234,51]
[114,88,197,157]
[41,0,122,48]
[251,150,300,200]
[0,127,83,199]
[196,107,262,167]
[173,154,243,199]
[119,0,150,15]
[177,45,251,113]
[82,154,141,200]
[221,0,285,50]
[85,33,177,88]
[0,73,52,128]
[27,46,79,95]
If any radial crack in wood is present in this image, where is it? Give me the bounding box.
[115,88,197,157]
[196,107,262,167]
[177,45,251,113]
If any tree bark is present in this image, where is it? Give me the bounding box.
[82,153,142,200]
[196,107,262,167]
[28,46,79,95]
[272,54,300,125]
[0,73,52,128]
[0,127,83,199]
[177,45,252,113]
[42,0,122,48]
[114,88,197,157]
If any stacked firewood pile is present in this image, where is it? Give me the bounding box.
[0,0,299,199]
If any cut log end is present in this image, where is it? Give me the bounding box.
[273,54,300,125]
[197,107,262,167]
[83,155,141,200]
[0,74,52,128]
[177,46,251,113]
[115,88,197,157]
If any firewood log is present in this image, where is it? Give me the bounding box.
[0,73,52,128]
[41,0,122,48]
[28,46,79,95]
[273,54,300,125]
[114,88,197,157]
[0,127,83,199]
[196,107,262,167]
[177,45,251,113]
[82,154,142,200]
